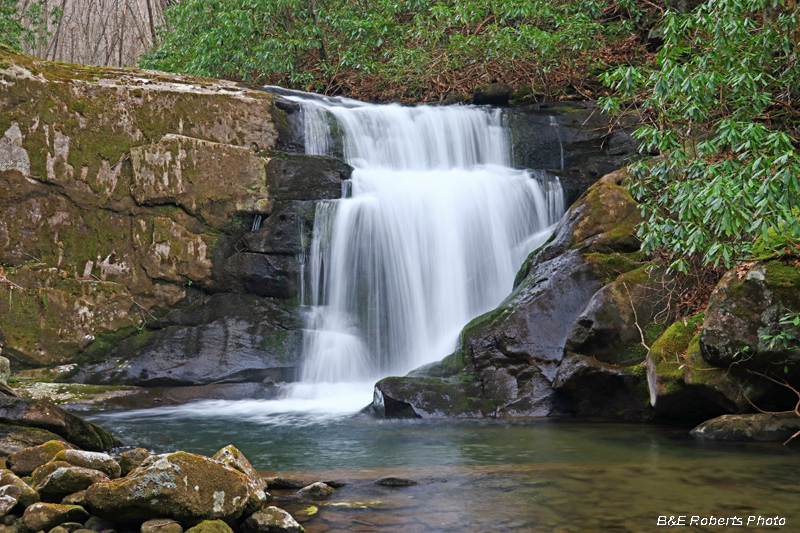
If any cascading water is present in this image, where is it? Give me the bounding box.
[285,93,565,392]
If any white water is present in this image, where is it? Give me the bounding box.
[287,94,565,388]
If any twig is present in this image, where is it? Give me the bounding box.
[623,282,650,352]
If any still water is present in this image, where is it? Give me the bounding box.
[88,397,800,532]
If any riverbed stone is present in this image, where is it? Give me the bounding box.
[21,504,89,533]
[691,413,800,442]
[296,483,334,499]
[211,445,267,514]
[0,469,41,507]
[262,478,306,490]
[6,441,74,477]
[242,507,304,533]
[83,516,115,532]
[52,451,121,479]
[0,424,67,456]
[184,520,232,533]
[0,495,16,517]
[118,448,151,476]
[374,477,417,487]
[33,463,110,499]
[141,518,183,533]
[83,451,249,523]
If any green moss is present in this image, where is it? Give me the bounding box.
[765,260,800,300]
[583,252,643,284]
[650,312,705,362]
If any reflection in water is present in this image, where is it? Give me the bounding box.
[89,407,800,532]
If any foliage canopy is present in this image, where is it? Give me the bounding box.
[142,0,652,101]
[601,0,800,271]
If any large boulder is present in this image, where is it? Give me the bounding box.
[0,398,120,451]
[700,260,800,370]
[0,425,69,456]
[552,354,653,420]
[373,170,647,418]
[83,451,250,524]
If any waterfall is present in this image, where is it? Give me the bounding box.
[283,93,565,385]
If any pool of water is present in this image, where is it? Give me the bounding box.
[87,398,800,532]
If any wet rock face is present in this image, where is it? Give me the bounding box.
[70,293,301,387]
[505,102,639,205]
[700,261,800,370]
[84,451,250,524]
[373,171,653,419]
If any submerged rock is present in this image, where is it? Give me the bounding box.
[296,483,334,499]
[691,413,800,442]
[374,477,417,487]
[83,451,249,523]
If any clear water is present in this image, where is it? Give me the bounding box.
[89,405,800,532]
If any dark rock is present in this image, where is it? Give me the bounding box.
[225,253,299,299]
[263,152,351,202]
[243,201,316,255]
[374,477,417,487]
[506,103,638,203]
[296,483,333,499]
[373,171,646,419]
[700,261,800,370]
[691,413,800,442]
[0,424,66,456]
[21,504,89,533]
[241,507,304,533]
[320,480,346,489]
[83,516,115,533]
[7,441,74,477]
[373,377,493,418]
[141,519,183,533]
[70,294,300,387]
[472,83,514,105]
[52,450,121,479]
[552,354,653,420]
[0,399,120,451]
[263,478,307,490]
[184,521,232,533]
[83,451,249,524]
[118,448,151,477]
[646,315,769,419]
[57,523,84,532]
[60,491,87,506]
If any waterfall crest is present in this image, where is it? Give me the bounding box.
[285,94,565,383]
